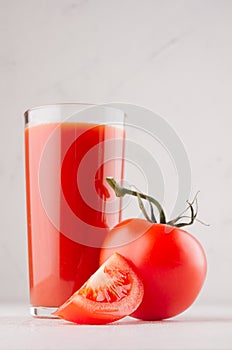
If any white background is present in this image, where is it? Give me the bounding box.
[0,0,232,308]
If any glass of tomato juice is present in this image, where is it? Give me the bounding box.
[24,104,125,317]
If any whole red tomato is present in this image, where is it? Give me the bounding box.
[100,178,207,321]
[100,219,207,321]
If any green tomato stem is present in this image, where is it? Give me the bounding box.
[106,177,166,224]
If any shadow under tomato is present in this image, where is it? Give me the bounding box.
[55,314,232,326]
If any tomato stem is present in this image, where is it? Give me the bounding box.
[106,177,166,224]
[166,192,199,227]
[106,177,205,228]
[136,192,154,223]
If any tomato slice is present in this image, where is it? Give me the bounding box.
[53,253,144,324]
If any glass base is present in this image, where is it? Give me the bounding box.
[30,306,59,318]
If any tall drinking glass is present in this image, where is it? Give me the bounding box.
[24,104,125,317]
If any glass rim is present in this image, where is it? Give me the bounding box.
[24,102,125,119]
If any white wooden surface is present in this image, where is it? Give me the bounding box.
[0,303,231,350]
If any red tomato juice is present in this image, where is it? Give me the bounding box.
[25,122,125,307]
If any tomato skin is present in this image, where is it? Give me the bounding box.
[100,219,207,321]
[53,253,144,324]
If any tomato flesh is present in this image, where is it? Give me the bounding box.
[53,253,144,324]
[78,267,131,303]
